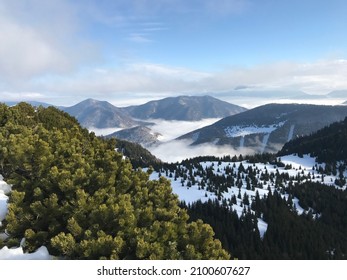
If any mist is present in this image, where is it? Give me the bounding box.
[147,118,220,141]
[148,139,256,163]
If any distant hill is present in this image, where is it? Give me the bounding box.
[214,90,324,100]
[107,126,161,147]
[122,95,246,121]
[62,98,149,128]
[278,117,347,163]
[327,90,347,98]
[178,104,347,154]
[4,101,53,108]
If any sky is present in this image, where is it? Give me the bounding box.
[1,0,347,106]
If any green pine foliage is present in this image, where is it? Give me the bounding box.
[0,103,229,260]
[113,139,161,169]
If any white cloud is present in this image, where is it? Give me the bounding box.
[0,91,45,102]
[148,139,254,163]
[149,118,220,141]
[127,33,152,43]
[0,0,97,85]
[31,59,347,103]
[0,17,69,80]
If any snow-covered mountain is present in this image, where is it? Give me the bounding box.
[178,104,347,154]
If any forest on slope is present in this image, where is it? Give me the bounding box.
[154,151,347,259]
[0,102,229,260]
[279,116,347,163]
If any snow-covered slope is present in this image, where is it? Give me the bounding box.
[149,154,346,238]
[178,104,347,153]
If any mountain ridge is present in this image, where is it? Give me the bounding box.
[61,98,149,128]
[178,103,347,154]
[122,95,247,121]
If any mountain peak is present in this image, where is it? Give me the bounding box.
[123,95,247,121]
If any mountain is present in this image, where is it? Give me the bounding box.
[4,101,53,108]
[62,98,148,128]
[327,90,347,98]
[122,95,247,121]
[278,116,347,163]
[178,103,347,153]
[214,90,324,100]
[107,126,161,147]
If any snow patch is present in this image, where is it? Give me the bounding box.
[257,218,268,238]
[287,124,295,141]
[0,175,11,226]
[0,246,52,260]
[224,122,285,138]
[260,134,270,153]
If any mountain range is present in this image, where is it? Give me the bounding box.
[61,98,149,128]
[178,103,347,154]
[59,95,246,130]
[3,94,347,154]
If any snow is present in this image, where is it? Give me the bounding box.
[0,174,52,260]
[224,122,285,138]
[257,218,268,238]
[0,246,52,260]
[260,134,270,153]
[0,175,11,227]
[287,124,295,141]
[239,136,245,148]
[280,154,318,170]
[292,197,305,215]
[151,153,347,239]
[149,172,218,204]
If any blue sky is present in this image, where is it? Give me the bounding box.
[0,0,347,105]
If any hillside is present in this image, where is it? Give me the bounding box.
[279,117,347,163]
[327,90,347,98]
[0,102,229,260]
[151,151,347,259]
[62,99,148,128]
[114,138,162,168]
[108,126,161,147]
[178,104,347,153]
[122,95,247,121]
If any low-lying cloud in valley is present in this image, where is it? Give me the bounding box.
[148,139,255,163]
[143,118,254,162]
[148,118,220,141]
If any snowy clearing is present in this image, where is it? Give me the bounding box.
[224,122,285,138]
[150,154,347,238]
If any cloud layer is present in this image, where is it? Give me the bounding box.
[0,0,346,106]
